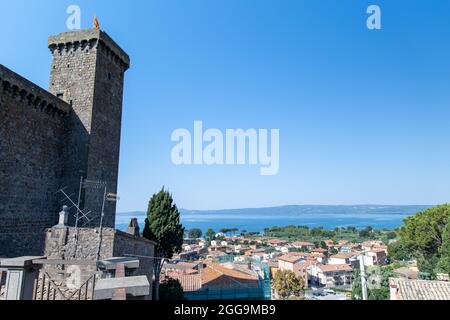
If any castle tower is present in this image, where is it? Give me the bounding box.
[48,29,130,228]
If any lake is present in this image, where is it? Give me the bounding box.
[116,205,431,233]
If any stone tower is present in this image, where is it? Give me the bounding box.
[48,29,130,228]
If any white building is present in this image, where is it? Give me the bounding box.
[364,250,387,266]
[329,253,359,268]
[278,255,306,272]
[309,264,354,288]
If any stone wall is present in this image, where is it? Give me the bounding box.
[113,230,155,282]
[0,65,71,257]
[44,227,115,261]
[44,226,155,286]
[0,29,129,258]
[48,29,130,229]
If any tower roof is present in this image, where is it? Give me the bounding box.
[48,29,130,70]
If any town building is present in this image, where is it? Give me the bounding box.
[291,242,315,251]
[329,253,359,268]
[390,278,450,300]
[309,264,354,288]
[278,255,306,272]
[162,261,266,300]
[364,249,387,266]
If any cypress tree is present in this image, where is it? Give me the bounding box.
[143,187,184,300]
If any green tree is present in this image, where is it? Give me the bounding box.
[319,241,328,250]
[143,188,184,300]
[159,279,185,301]
[437,221,450,274]
[386,231,398,240]
[387,241,410,262]
[272,270,305,300]
[359,226,374,238]
[330,247,339,255]
[398,204,449,277]
[188,228,203,239]
[219,228,239,236]
[353,267,393,300]
[230,228,239,235]
[368,266,393,300]
[352,270,362,300]
[206,228,216,242]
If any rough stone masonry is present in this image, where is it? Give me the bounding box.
[0,29,130,257]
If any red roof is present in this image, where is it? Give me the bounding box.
[292,241,314,247]
[319,264,353,273]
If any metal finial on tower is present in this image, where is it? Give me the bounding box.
[94,15,100,29]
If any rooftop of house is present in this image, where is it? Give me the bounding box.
[330,253,357,260]
[268,260,279,268]
[164,261,200,271]
[278,254,305,263]
[163,272,202,292]
[393,267,419,280]
[362,240,384,247]
[310,252,325,258]
[367,249,387,254]
[163,261,260,292]
[208,251,227,257]
[267,239,289,245]
[291,241,314,247]
[251,248,266,253]
[294,260,317,271]
[204,263,259,289]
[390,278,450,300]
[319,264,353,273]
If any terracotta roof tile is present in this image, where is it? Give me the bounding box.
[319,264,353,272]
[390,279,450,300]
[278,255,305,263]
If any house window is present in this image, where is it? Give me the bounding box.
[57,93,64,99]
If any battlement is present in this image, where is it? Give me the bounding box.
[0,27,128,258]
[48,29,130,71]
[0,64,71,118]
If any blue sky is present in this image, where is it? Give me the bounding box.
[1,1,450,211]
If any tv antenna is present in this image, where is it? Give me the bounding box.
[56,177,116,259]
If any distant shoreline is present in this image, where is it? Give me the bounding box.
[116,204,432,234]
[118,204,432,216]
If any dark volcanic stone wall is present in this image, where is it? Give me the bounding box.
[43,226,155,298]
[0,65,71,257]
[0,29,129,258]
[48,29,129,229]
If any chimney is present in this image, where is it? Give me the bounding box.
[127,218,140,237]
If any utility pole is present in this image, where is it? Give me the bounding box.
[75,176,84,229]
[96,185,108,261]
[359,255,368,300]
[73,176,84,258]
